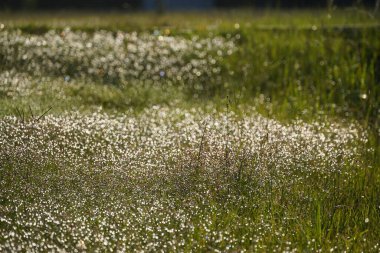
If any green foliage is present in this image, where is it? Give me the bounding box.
[224,26,380,128]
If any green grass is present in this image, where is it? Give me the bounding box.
[0,9,379,252]
[1,8,379,33]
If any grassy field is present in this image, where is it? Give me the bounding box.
[0,9,379,252]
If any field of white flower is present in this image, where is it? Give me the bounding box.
[0,108,372,252]
[0,29,235,85]
[0,11,379,252]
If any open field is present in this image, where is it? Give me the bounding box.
[0,10,379,252]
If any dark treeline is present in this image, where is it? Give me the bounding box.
[217,0,376,8]
[0,0,140,10]
[0,0,378,10]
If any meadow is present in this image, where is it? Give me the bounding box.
[0,9,379,252]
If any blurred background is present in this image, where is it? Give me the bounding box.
[1,0,378,11]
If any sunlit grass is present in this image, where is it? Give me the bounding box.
[0,9,379,252]
[1,108,378,252]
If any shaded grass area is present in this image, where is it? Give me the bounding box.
[230,26,380,127]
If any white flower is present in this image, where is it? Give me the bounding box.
[76,240,87,250]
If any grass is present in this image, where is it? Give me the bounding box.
[0,8,379,33]
[0,8,379,252]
